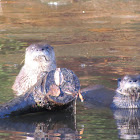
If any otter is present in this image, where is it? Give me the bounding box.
[82,75,140,109]
[12,43,56,96]
[111,75,140,108]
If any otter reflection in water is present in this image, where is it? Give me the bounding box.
[12,43,56,96]
[0,112,83,139]
[113,109,140,139]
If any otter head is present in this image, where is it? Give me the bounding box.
[117,75,140,101]
[112,75,140,108]
[25,43,56,72]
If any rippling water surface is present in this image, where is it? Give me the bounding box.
[0,0,140,139]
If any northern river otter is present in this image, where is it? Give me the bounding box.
[111,75,140,108]
[12,43,56,96]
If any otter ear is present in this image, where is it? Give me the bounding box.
[117,78,121,87]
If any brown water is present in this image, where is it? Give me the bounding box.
[0,0,140,139]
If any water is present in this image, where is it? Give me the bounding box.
[0,0,140,139]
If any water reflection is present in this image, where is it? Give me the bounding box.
[0,111,82,139]
[2,103,140,139]
[113,109,140,139]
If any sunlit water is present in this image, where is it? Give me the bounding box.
[0,0,140,139]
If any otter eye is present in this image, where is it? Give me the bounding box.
[133,79,137,82]
[42,48,45,51]
[129,80,132,82]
